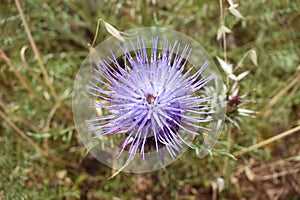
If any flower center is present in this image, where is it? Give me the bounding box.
[146,94,156,104]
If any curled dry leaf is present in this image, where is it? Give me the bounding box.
[56,170,67,180]
[217,25,232,40]
[237,108,256,117]
[227,0,238,8]
[229,7,244,19]
[229,71,250,81]
[216,56,233,75]
[229,73,238,81]
[237,71,250,81]
[250,50,258,66]
[103,21,126,42]
[216,177,225,192]
[245,166,256,181]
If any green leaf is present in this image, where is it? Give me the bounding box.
[212,148,237,160]
[26,132,51,139]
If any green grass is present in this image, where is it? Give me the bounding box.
[1,0,299,199]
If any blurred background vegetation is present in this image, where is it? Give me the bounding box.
[0,0,299,199]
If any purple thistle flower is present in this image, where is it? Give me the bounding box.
[88,37,214,164]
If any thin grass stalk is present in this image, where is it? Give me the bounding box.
[0,109,47,156]
[259,72,300,117]
[43,88,71,154]
[0,51,45,103]
[219,0,227,62]
[0,109,81,169]
[234,125,300,156]
[20,45,48,88]
[15,0,58,101]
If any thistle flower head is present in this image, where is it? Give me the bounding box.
[73,28,225,172]
[216,56,256,130]
[89,37,215,160]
